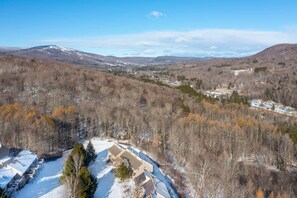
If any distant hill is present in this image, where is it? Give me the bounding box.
[146,43,297,108]
[1,45,204,67]
[166,43,297,70]
[251,43,297,60]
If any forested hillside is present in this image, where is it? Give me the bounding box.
[143,44,297,109]
[0,55,297,197]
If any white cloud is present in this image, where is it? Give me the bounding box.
[38,29,297,57]
[148,11,165,18]
[142,49,156,55]
[175,37,189,43]
[209,45,218,50]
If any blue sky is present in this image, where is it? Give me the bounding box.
[1,0,297,57]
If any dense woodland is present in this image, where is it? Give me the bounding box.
[0,55,297,197]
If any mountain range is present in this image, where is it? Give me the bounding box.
[1,44,296,68]
[0,45,205,67]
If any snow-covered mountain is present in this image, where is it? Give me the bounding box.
[2,45,204,67]
[3,45,125,67]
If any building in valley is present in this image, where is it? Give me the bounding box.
[250,99,297,117]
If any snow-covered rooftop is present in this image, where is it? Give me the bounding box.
[153,176,171,198]
[0,167,17,189]
[7,150,37,176]
[250,99,297,117]
[0,156,11,165]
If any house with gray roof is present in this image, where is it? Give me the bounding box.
[108,143,170,198]
[108,143,153,179]
[134,170,171,198]
[0,144,39,197]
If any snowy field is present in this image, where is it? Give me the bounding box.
[12,138,177,198]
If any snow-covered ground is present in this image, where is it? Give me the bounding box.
[85,139,135,198]
[12,138,178,198]
[12,151,70,198]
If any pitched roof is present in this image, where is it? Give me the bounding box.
[153,176,171,198]
[143,179,155,197]
[120,151,142,170]
[134,169,153,186]
[108,144,122,157]
[0,156,11,165]
[7,150,37,176]
[134,171,146,185]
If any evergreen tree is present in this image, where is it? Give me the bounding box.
[61,143,88,198]
[72,143,87,166]
[0,187,5,198]
[229,91,250,106]
[115,163,133,181]
[61,143,87,179]
[86,141,96,165]
[78,167,98,198]
[60,155,76,182]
